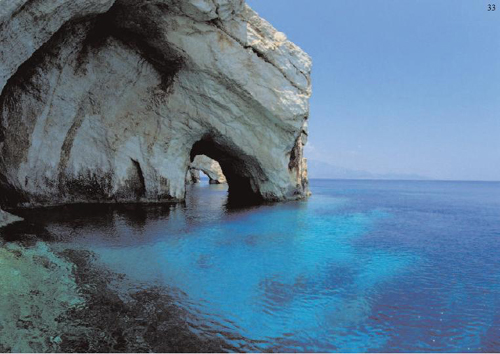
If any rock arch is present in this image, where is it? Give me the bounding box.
[186,156,227,185]
[0,0,311,208]
[189,135,266,202]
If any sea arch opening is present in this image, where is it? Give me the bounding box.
[186,156,227,185]
[188,135,265,205]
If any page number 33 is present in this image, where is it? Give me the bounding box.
[488,4,496,10]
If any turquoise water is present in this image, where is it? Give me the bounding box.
[1,179,500,352]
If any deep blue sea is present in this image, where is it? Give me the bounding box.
[1,179,500,352]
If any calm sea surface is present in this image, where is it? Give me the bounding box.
[1,179,500,352]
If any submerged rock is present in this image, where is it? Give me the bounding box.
[0,240,247,352]
[0,0,311,207]
[187,155,227,185]
[0,242,83,352]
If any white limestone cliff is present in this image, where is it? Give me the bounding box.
[0,0,311,207]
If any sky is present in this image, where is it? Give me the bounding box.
[246,0,500,181]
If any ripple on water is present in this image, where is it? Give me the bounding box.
[1,180,500,352]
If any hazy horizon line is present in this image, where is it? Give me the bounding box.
[309,177,500,183]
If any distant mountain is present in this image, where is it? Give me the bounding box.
[306,159,429,180]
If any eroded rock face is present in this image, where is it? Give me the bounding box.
[187,155,227,185]
[0,0,311,207]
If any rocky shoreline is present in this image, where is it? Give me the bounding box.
[0,209,22,228]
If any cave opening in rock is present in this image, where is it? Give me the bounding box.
[198,171,210,184]
[189,136,265,205]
